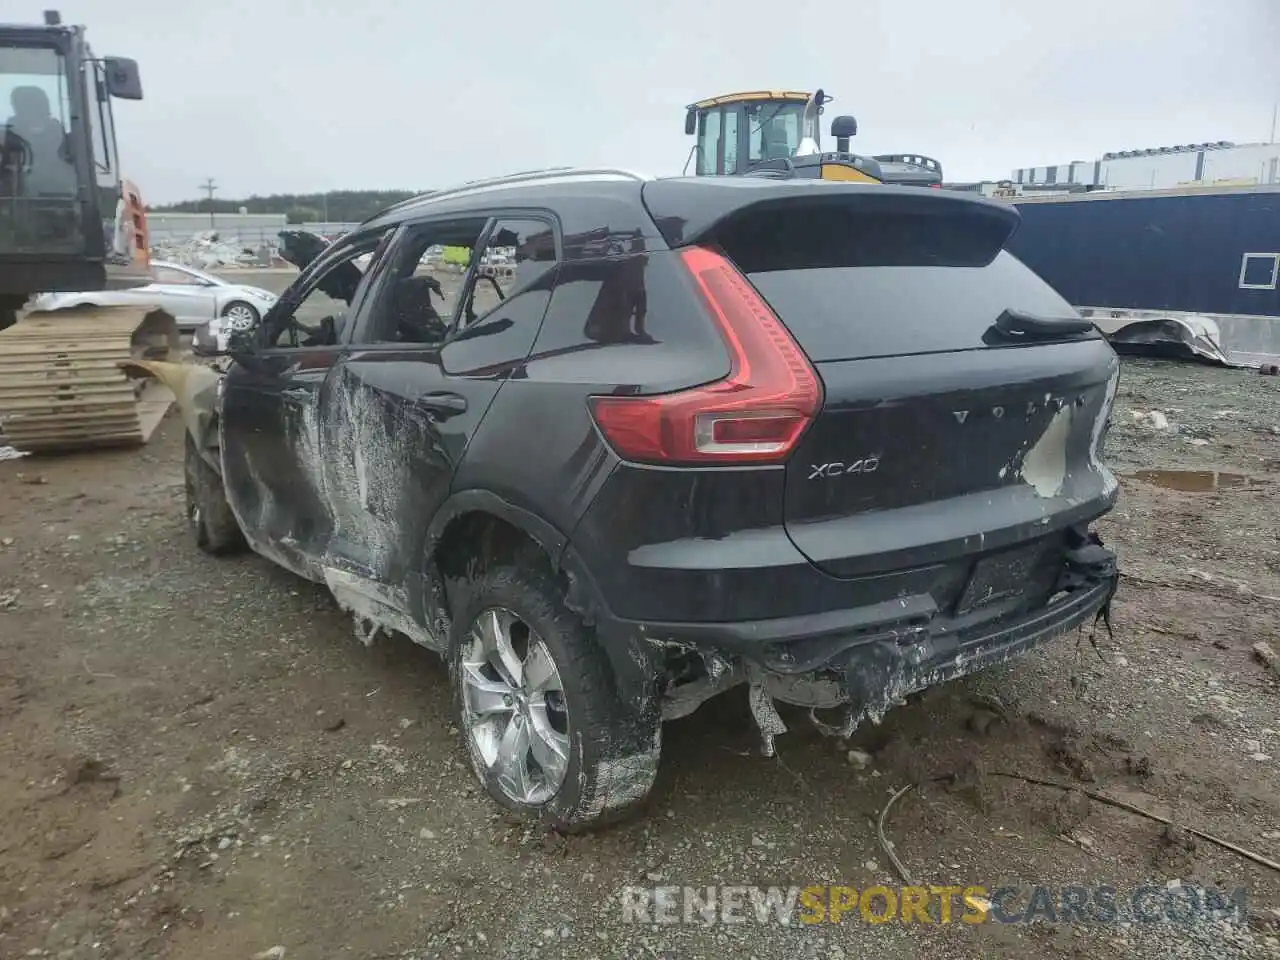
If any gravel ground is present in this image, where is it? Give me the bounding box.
[1,344,1279,959]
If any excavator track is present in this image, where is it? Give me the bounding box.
[0,304,179,454]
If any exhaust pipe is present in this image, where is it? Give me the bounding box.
[795,88,824,157]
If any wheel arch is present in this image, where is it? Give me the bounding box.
[420,490,659,723]
[425,489,568,587]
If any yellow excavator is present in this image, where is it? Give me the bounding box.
[683,89,944,187]
[0,11,177,454]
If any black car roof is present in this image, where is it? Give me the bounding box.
[353,169,1019,259]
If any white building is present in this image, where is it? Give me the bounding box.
[1012,141,1280,191]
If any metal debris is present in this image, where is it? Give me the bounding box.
[747,682,788,757]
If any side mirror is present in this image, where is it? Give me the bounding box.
[103,57,143,100]
[193,314,260,359]
[684,108,696,136]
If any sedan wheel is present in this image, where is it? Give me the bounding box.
[459,607,570,806]
[220,301,259,330]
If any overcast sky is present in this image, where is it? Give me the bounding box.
[51,0,1280,204]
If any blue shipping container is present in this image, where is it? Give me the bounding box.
[1005,187,1280,319]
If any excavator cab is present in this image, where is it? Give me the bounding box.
[0,11,149,330]
[683,89,884,183]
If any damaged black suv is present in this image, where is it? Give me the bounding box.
[183,168,1121,830]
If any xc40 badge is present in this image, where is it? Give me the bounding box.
[808,458,881,480]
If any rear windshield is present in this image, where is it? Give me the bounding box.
[714,202,1076,362]
[745,253,1075,361]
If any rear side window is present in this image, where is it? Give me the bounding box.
[714,203,1076,361]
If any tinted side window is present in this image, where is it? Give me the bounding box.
[459,218,556,329]
[443,284,554,378]
[527,251,729,393]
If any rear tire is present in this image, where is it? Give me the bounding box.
[183,433,245,554]
[448,564,661,831]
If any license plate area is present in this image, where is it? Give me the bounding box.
[956,543,1046,616]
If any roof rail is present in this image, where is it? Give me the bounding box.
[361,167,653,225]
[450,166,651,191]
[409,167,651,208]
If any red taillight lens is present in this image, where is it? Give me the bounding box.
[588,245,822,465]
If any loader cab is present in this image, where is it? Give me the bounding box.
[683,89,883,183]
[0,15,146,300]
[684,91,813,176]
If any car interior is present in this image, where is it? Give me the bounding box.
[259,218,554,350]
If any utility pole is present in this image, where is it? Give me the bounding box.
[1271,102,1277,144]
[199,177,218,230]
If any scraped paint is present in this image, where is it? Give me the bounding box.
[1020,404,1072,498]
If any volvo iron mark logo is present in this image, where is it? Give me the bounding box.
[952,394,1082,426]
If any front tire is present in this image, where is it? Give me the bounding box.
[449,564,661,831]
[220,300,260,330]
[183,433,245,554]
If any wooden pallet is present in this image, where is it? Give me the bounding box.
[0,305,179,454]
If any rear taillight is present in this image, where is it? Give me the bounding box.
[588,245,822,465]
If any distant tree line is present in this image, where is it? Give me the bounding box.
[151,190,423,224]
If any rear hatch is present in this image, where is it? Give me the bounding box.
[646,181,1120,581]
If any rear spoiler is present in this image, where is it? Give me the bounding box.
[641,178,1021,250]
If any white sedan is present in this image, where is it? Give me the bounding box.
[31,260,278,333]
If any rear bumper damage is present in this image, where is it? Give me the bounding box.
[584,525,1119,751]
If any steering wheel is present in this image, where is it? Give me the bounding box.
[289,314,339,347]
[1,129,33,175]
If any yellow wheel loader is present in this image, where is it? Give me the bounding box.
[683,89,944,187]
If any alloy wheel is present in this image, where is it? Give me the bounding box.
[222,303,258,329]
[460,607,571,805]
